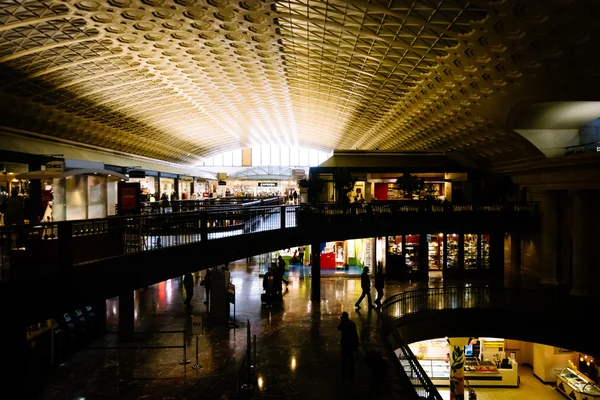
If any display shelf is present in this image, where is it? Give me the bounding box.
[557,366,600,399]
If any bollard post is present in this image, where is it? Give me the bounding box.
[179,330,190,365]
[246,320,251,381]
[253,334,257,369]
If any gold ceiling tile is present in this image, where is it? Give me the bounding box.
[0,0,596,163]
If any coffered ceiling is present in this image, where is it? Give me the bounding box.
[0,0,598,165]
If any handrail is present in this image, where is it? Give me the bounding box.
[0,202,538,281]
[380,308,443,400]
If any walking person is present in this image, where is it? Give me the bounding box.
[277,255,289,287]
[337,312,359,381]
[293,190,298,204]
[183,272,194,307]
[374,266,385,308]
[200,268,212,309]
[355,266,374,309]
[298,246,304,266]
[262,266,276,306]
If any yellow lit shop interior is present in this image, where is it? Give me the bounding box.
[400,337,600,398]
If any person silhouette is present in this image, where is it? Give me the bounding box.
[183,272,194,307]
[337,312,359,381]
[355,267,374,309]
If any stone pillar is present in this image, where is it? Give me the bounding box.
[311,242,321,301]
[571,190,600,296]
[510,234,521,271]
[0,314,27,399]
[540,190,559,285]
[448,338,469,400]
[119,290,135,343]
[490,233,505,279]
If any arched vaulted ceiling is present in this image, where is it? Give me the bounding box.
[1,0,599,166]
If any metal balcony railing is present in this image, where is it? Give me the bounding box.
[0,201,537,281]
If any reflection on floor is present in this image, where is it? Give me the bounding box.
[437,366,564,400]
[37,260,565,400]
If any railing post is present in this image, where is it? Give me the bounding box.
[200,212,208,242]
[280,205,286,230]
[57,221,73,269]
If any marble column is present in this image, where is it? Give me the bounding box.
[119,290,135,343]
[571,190,600,296]
[448,338,468,400]
[540,190,559,285]
[311,242,321,301]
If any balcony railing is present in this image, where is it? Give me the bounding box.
[0,202,537,281]
[140,196,284,214]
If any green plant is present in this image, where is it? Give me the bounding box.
[396,175,424,200]
[301,177,325,203]
[334,168,357,204]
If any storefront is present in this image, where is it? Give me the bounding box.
[386,233,495,280]
[128,175,157,202]
[403,337,519,387]
[315,238,383,276]
[16,160,128,221]
[159,176,176,199]
[178,176,193,199]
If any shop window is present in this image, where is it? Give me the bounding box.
[280,146,290,166]
[464,234,478,270]
[447,233,459,268]
[481,234,491,269]
[299,148,309,166]
[271,146,280,165]
[428,234,444,270]
[388,236,402,255]
[405,234,420,272]
[290,146,299,166]
[223,151,233,166]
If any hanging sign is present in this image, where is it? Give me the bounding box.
[258,182,278,187]
[45,161,64,172]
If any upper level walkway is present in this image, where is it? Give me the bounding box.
[0,201,539,323]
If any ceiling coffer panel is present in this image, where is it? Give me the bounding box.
[0,0,597,164]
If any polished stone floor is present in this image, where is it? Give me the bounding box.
[36,261,560,400]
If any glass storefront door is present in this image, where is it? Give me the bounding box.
[464,234,478,270]
[405,234,420,272]
[446,233,459,269]
[481,234,491,269]
[428,234,444,270]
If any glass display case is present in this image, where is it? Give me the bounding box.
[446,234,459,268]
[428,234,443,270]
[557,366,600,399]
[388,236,402,255]
[464,234,478,269]
[405,234,420,271]
[481,234,491,268]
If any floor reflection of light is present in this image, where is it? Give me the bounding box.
[166,279,173,303]
[257,375,264,390]
[290,357,297,371]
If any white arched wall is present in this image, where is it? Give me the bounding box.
[510,102,600,157]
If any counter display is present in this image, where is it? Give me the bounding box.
[557,367,600,399]
[400,358,519,387]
